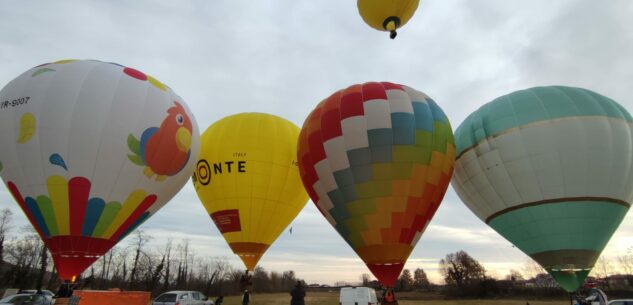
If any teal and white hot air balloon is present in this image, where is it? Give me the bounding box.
[452,86,633,292]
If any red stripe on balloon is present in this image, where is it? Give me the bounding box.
[7,182,45,238]
[340,85,364,119]
[110,194,157,241]
[320,92,343,141]
[366,262,405,287]
[307,131,326,162]
[69,177,91,235]
[381,81,404,91]
[361,82,388,101]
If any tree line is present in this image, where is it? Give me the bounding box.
[0,208,303,297]
[3,207,633,299]
[383,249,633,298]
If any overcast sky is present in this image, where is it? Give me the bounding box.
[1,0,632,285]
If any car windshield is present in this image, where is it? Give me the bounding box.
[154,293,177,302]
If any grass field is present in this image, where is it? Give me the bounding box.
[215,292,572,305]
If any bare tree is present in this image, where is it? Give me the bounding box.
[0,208,13,271]
[128,230,152,289]
[521,258,545,280]
[176,239,191,289]
[35,243,49,290]
[505,269,525,281]
[439,250,486,288]
[413,268,431,290]
[4,226,42,288]
[592,256,613,279]
[396,269,414,291]
[617,248,633,275]
[360,273,371,286]
[162,239,173,291]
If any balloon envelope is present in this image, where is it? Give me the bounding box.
[452,86,633,292]
[357,0,420,38]
[193,113,309,270]
[0,59,200,280]
[297,82,455,286]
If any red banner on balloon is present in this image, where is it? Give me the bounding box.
[211,209,241,233]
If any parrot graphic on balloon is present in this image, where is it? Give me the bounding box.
[128,101,193,181]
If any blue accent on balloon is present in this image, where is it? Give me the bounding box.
[427,98,448,123]
[140,127,158,163]
[25,197,50,237]
[49,153,68,170]
[391,113,416,145]
[117,212,151,241]
[412,101,433,132]
[82,198,105,236]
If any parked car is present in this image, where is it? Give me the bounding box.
[19,290,54,305]
[152,291,213,305]
[609,300,633,305]
[339,287,378,305]
[0,293,48,305]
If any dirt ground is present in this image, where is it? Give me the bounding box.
[214,292,571,305]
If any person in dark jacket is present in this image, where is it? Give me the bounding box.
[290,281,306,305]
[242,289,250,305]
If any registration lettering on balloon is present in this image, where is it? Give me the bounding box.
[1,97,30,110]
[0,59,200,281]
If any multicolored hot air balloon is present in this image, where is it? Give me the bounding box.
[452,86,633,292]
[297,82,455,288]
[357,0,420,39]
[0,59,200,280]
[192,113,309,271]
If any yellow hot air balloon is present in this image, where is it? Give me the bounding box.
[193,113,309,271]
[357,0,420,39]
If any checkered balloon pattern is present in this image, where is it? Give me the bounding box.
[297,82,455,286]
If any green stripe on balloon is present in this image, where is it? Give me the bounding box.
[489,201,628,257]
[432,121,453,153]
[36,195,58,236]
[347,198,377,215]
[92,201,122,238]
[25,197,49,237]
[455,86,633,156]
[356,180,392,198]
[549,269,590,293]
[371,163,410,180]
[393,146,424,163]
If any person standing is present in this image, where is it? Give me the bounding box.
[381,289,398,305]
[290,281,306,305]
[242,289,250,305]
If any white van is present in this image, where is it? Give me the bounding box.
[339,287,378,305]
